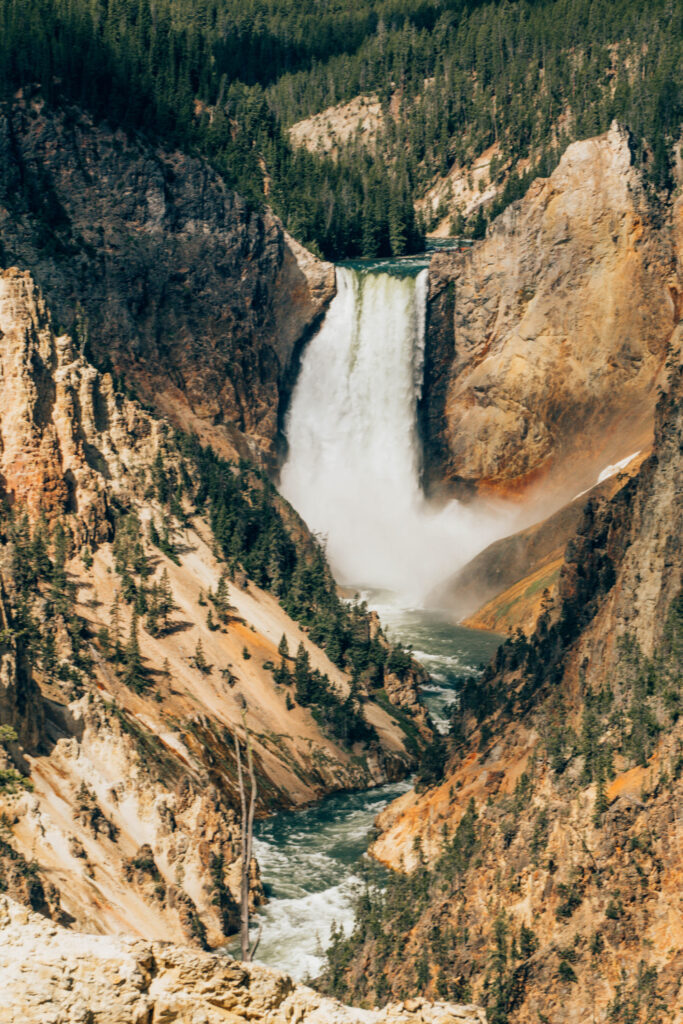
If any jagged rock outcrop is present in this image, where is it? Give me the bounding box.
[0,267,163,533]
[0,895,486,1024]
[422,123,680,506]
[0,96,335,467]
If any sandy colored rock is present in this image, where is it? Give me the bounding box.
[289,95,385,157]
[0,895,486,1024]
[422,124,679,508]
[0,267,161,532]
[0,267,418,948]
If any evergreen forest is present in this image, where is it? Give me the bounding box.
[1,0,682,255]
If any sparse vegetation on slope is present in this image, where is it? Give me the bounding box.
[0,267,432,948]
[319,367,683,1022]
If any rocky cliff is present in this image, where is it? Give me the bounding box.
[0,267,425,950]
[430,451,646,635]
[0,895,487,1024]
[323,360,683,1023]
[0,96,335,468]
[421,123,680,507]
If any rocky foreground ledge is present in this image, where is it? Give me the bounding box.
[0,897,486,1024]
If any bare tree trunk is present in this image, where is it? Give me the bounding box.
[234,713,260,962]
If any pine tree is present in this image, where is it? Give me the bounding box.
[52,521,68,582]
[158,568,176,633]
[294,642,312,703]
[30,516,52,578]
[593,763,608,826]
[214,571,230,622]
[110,591,122,663]
[274,656,290,686]
[122,610,145,691]
[51,521,70,613]
[193,638,209,673]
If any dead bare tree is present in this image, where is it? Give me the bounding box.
[234,710,260,961]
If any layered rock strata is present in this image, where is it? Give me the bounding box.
[422,123,680,506]
[0,97,335,467]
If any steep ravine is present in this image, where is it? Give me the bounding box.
[1,106,681,1024]
[324,362,683,1023]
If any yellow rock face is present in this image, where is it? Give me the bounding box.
[423,124,680,508]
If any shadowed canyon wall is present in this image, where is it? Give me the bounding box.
[0,98,335,468]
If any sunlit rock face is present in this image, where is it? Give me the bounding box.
[0,267,426,953]
[0,895,488,1024]
[0,267,162,533]
[422,123,680,507]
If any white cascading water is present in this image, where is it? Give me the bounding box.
[280,266,507,603]
[253,265,509,982]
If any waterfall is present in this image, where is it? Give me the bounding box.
[280,265,505,603]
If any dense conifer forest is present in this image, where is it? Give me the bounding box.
[1,0,682,255]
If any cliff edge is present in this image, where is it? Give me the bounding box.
[0,97,335,468]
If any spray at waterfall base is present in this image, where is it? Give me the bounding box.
[281,263,512,604]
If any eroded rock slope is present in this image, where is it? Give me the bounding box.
[323,360,683,1023]
[422,123,681,506]
[0,96,335,467]
[0,267,426,949]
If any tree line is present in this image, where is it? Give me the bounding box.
[0,0,680,255]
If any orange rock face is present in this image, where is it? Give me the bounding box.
[422,124,681,509]
[0,268,164,535]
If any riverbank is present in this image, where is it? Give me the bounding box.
[239,613,501,980]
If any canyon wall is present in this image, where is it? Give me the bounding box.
[421,123,680,507]
[0,267,422,949]
[333,360,682,1022]
[0,97,335,468]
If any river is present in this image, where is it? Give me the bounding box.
[244,607,501,981]
[244,253,505,979]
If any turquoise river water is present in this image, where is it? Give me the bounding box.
[242,607,501,981]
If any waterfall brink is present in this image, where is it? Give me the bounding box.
[280,265,504,603]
